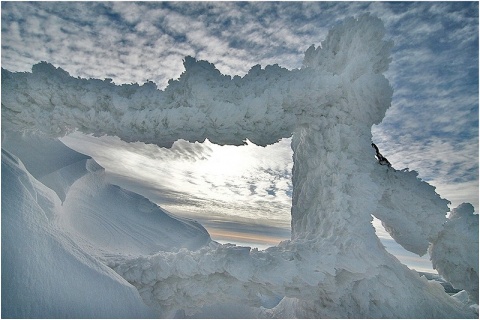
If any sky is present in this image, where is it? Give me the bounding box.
[1,1,478,272]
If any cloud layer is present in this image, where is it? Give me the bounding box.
[61,133,293,228]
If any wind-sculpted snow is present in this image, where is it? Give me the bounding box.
[58,160,211,257]
[1,16,391,148]
[2,14,477,318]
[2,131,211,258]
[111,240,471,318]
[2,53,299,147]
[2,130,91,202]
[1,149,156,318]
[430,203,479,302]
[372,167,450,255]
[1,133,212,318]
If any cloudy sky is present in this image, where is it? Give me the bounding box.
[2,2,478,272]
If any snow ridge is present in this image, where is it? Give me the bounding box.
[1,133,211,318]
[1,148,157,318]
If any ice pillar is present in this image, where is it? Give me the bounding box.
[290,15,393,247]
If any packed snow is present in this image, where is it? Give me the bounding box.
[2,14,478,318]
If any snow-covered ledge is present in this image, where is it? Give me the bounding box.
[2,14,476,318]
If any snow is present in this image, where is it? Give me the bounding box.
[1,132,211,318]
[430,203,479,302]
[1,14,478,318]
[373,167,449,255]
[2,131,91,202]
[1,148,156,318]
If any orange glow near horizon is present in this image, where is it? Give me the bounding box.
[207,227,289,247]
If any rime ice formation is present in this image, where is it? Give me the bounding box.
[2,14,477,318]
[2,52,297,148]
[430,203,479,302]
[372,167,450,255]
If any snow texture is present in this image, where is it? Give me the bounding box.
[111,239,473,318]
[1,148,156,318]
[430,203,479,302]
[2,14,477,318]
[1,16,392,149]
[1,132,211,318]
[372,167,450,256]
[2,130,90,202]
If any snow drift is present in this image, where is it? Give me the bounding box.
[2,14,478,318]
[1,147,156,318]
[1,132,211,318]
[430,203,479,302]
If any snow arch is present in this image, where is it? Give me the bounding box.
[2,14,474,317]
[2,14,394,243]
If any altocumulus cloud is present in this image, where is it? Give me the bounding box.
[370,2,478,210]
